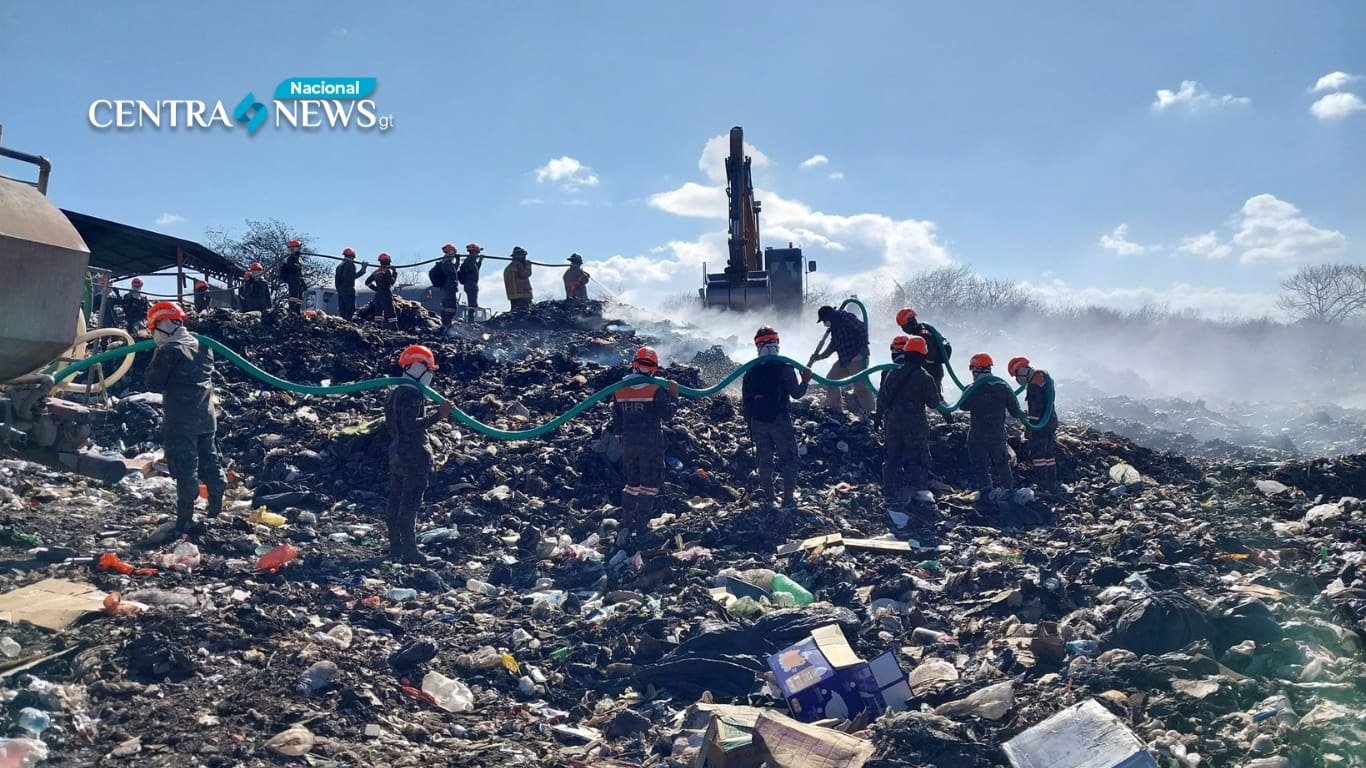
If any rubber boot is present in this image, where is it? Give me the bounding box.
[1040,464,1059,493]
[393,509,437,565]
[384,507,402,557]
[635,494,656,533]
[779,473,797,510]
[616,494,640,547]
[205,488,225,519]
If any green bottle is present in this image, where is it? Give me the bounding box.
[770,573,814,606]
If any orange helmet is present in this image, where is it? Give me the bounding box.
[146,300,187,330]
[1007,357,1031,377]
[287,239,301,249]
[892,335,928,355]
[631,346,660,372]
[378,253,392,264]
[969,353,993,370]
[442,243,456,254]
[754,325,779,345]
[131,278,144,288]
[249,262,264,271]
[895,308,917,327]
[398,344,437,370]
[194,280,208,291]
[342,247,355,257]
[466,243,481,254]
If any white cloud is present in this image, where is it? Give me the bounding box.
[698,133,771,183]
[1310,92,1366,120]
[799,154,829,169]
[1021,279,1277,319]
[1152,80,1250,111]
[828,172,845,181]
[1176,231,1232,260]
[1310,71,1361,92]
[155,212,185,226]
[332,27,350,37]
[1234,194,1346,264]
[534,156,600,191]
[518,198,545,206]
[1099,224,1146,256]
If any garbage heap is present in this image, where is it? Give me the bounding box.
[0,300,1362,768]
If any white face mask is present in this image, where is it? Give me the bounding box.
[757,342,780,357]
[152,320,182,346]
[1015,368,1031,384]
[404,362,434,387]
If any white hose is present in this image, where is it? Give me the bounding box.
[49,312,136,394]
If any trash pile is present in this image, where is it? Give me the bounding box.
[0,300,1363,767]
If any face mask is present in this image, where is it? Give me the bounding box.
[404,363,434,387]
[1015,370,1030,384]
[822,320,831,328]
[972,368,990,380]
[757,342,780,357]
[891,352,906,366]
[152,320,181,346]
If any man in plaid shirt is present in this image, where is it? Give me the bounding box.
[811,305,876,414]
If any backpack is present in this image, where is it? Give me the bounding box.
[457,259,478,283]
[428,263,447,288]
[744,363,787,423]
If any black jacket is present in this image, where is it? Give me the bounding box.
[239,277,270,311]
[1025,369,1058,431]
[876,363,944,433]
[741,360,808,423]
[611,373,679,437]
[959,376,1025,437]
[335,259,368,293]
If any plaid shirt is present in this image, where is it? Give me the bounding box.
[828,310,869,364]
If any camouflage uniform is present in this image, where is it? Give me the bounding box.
[959,375,1025,492]
[1024,369,1059,490]
[611,373,679,531]
[144,331,225,530]
[458,255,483,321]
[280,253,306,315]
[875,362,946,501]
[193,288,211,312]
[904,321,951,397]
[334,259,368,320]
[437,258,461,327]
[121,290,149,335]
[384,383,441,559]
[365,267,398,327]
[239,276,270,312]
[741,360,808,506]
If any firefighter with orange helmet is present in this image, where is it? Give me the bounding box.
[436,244,462,328]
[1009,356,1058,491]
[280,238,306,315]
[238,262,271,312]
[193,279,211,312]
[610,346,680,543]
[364,253,398,327]
[384,344,454,563]
[958,353,1025,498]
[896,307,952,396]
[144,301,225,535]
[121,277,150,334]
[740,326,811,508]
[874,335,951,505]
[334,247,368,321]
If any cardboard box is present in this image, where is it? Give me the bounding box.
[767,624,888,722]
[695,705,765,768]
[1002,698,1157,768]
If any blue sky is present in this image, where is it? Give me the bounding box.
[2,1,1363,315]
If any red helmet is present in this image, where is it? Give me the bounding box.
[1007,357,1031,377]
[194,280,208,290]
[146,300,187,330]
[242,271,252,280]
[378,253,392,264]
[398,344,437,370]
[287,239,301,249]
[342,247,355,257]
[442,243,456,254]
[466,243,481,254]
[892,335,928,355]
[131,278,144,288]
[249,262,264,271]
[754,325,779,345]
[895,308,917,327]
[969,353,993,370]
[631,346,660,372]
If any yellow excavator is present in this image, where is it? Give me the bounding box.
[0,135,137,483]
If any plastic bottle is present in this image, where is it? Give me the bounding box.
[248,507,287,527]
[15,709,49,737]
[770,574,814,606]
[295,660,338,695]
[465,578,499,596]
[256,543,300,572]
[421,671,474,713]
[456,646,501,671]
[0,738,48,768]
[0,638,20,658]
[157,540,201,572]
[517,675,536,695]
[1066,640,1100,657]
[386,588,418,601]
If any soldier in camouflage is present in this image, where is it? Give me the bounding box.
[958,353,1026,499]
[611,346,679,544]
[143,301,225,535]
[874,335,952,506]
[384,344,453,563]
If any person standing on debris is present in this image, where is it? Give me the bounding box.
[280,239,307,316]
[563,253,590,301]
[334,247,367,321]
[239,263,271,312]
[1008,356,1059,492]
[896,307,952,397]
[874,336,952,506]
[959,353,1025,499]
[457,243,484,321]
[143,301,226,535]
[811,305,876,415]
[741,326,812,509]
[612,346,680,542]
[384,344,454,563]
[365,253,398,327]
[435,244,462,328]
[193,280,211,312]
[504,246,534,312]
[121,278,149,335]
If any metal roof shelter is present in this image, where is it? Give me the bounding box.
[61,209,242,287]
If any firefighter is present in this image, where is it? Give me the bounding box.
[503,246,533,311]
[1009,356,1059,492]
[384,344,453,563]
[280,239,306,315]
[958,353,1025,499]
[434,244,462,328]
[238,263,271,312]
[811,305,876,414]
[193,280,211,312]
[121,278,149,335]
[896,307,952,396]
[740,326,812,508]
[457,243,484,321]
[364,253,398,327]
[874,335,951,506]
[334,247,368,320]
[611,346,680,542]
[563,253,590,301]
[143,301,225,535]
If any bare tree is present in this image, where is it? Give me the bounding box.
[1278,264,1366,324]
[204,219,327,305]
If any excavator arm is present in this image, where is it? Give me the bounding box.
[724,126,762,282]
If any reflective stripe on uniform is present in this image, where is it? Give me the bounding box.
[638,487,659,496]
[615,383,658,401]
[1031,458,1056,466]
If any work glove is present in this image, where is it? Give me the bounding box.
[800,367,814,383]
